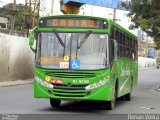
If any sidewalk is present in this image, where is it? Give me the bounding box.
[0,79,33,87]
[139,67,156,70]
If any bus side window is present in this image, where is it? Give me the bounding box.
[115,30,119,42]
[129,37,131,49]
[131,38,135,59]
[123,34,126,46]
[120,32,123,45]
[135,40,138,59]
[116,30,120,58]
[120,46,123,58]
[111,27,115,39]
[130,49,132,59]
[118,45,121,58]
[132,39,135,50]
[127,36,130,47]
[126,36,130,59]
[124,46,126,58]
[110,40,115,66]
[125,36,128,47]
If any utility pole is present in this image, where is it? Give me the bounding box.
[51,0,54,14]
[25,0,40,27]
[113,8,116,21]
[11,0,16,35]
[145,35,149,57]
[91,5,93,16]
[24,0,40,37]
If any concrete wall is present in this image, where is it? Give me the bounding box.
[0,33,34,82]
[138,57,156,69]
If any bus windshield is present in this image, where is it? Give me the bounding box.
[36,32,108,70]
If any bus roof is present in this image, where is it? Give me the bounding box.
[39,14,137,40]
[39,14,107,20]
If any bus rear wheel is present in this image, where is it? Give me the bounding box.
[50,99,61,108]
[124,93,131,101]
[125,80,133,101]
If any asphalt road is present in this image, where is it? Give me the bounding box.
[0,69,160,114]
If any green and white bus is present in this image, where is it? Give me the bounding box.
[29,15,138,110]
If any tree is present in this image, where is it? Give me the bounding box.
[122,0,160,48]
[0,3,25,31]
[0,3,37,32]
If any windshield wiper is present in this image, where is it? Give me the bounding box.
[63,35,66,57]
[77,30,92,49]
[53,30,65,47]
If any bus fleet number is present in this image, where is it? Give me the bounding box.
[73,80,89,84]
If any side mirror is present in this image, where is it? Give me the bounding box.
[29,26,38,53]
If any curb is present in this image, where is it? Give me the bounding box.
[139,67,156,70]
[0,79,33,87]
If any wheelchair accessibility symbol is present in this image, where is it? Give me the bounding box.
[71,60,80,70]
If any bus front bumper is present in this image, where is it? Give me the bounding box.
[34,80,114,101]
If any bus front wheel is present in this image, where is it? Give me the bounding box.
[104,86,117,110]
[105,99,115,110]
[50,99,61,108]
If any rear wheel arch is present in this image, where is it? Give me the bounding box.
[124,76,134,101]
[131,75,134,91]
[115,78,119,98]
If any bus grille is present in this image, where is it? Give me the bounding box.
[52,90,88,97]
[52,84,88,90]
[49,84,90,97]
[45,72,96,78]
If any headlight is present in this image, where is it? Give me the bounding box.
[35,76,54,89]
[85,78,108,90]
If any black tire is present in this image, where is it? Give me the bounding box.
[104,83,117,110]
[50,99,61,108]
[117,96,125,101]
[104,100,115,110]
[124,80,133,101]
[124,93,131,101]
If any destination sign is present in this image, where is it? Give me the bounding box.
[39,18,107,29]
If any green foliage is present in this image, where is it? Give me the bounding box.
[0,3,25,31]
[0,3,35,31]
[122,0,160,48]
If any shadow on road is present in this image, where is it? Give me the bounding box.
[39,99,128,113]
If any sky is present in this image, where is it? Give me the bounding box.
[0,0,61,15]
